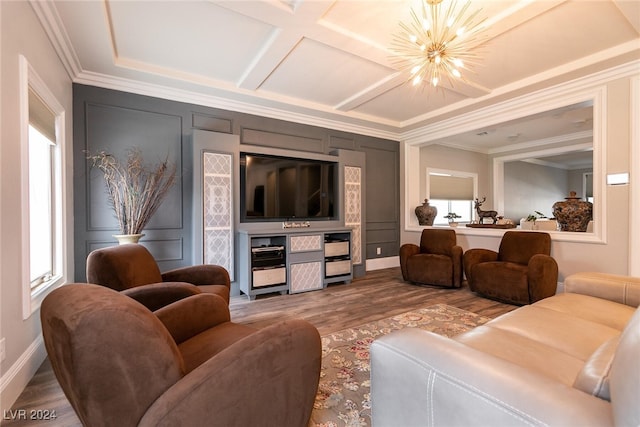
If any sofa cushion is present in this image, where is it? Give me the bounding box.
[419,228,456,256]
[406,254,452,286]
[498,231,550,264]
[486,305,621,360]
[565,272,640,307]
[535,292,636,330]
[471,262,530,304]
[178,322,255,373]
[455,325,585,386]
[86,243,163,290]
[455,302,628,387]
[573,335,618,400]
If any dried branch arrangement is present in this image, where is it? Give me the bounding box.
[88,149,177,235]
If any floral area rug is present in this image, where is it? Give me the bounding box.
[308,304,491,427]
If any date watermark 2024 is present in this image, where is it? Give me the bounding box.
[3,409,57,421]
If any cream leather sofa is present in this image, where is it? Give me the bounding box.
[370,272,640,426]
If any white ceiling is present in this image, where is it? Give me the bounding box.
[36,0,640,150]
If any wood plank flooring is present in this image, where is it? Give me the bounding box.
[5,267,516,426]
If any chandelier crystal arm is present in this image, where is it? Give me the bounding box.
[391,0,488,89]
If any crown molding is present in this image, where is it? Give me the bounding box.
[32,0,638,144]
[29,0,81,79]
[73,70,402,141]
[487,130,593,155]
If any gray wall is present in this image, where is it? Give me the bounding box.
[362,139,399,259]
[503,161,568,221]
[73,84,399,281]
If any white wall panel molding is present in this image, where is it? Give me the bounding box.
[630,75,640,276]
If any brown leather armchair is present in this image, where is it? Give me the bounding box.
[86,243,231,310]
[41,283,322,427]
[400,229,463,288]
[463,231,558,305]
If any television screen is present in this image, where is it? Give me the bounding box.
[240,152,337,222]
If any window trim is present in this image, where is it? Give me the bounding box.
[19,55,67,319]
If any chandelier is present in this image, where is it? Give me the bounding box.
[391,0,487,88]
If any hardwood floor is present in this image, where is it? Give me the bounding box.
[5,267,516,426]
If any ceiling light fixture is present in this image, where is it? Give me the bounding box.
[391,0,487,88]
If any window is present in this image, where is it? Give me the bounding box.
[28,124,55,288]
[430,199,474,225]
[20,55,66,318]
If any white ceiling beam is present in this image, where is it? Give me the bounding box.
[480,0,567,41]
[217,0,336,91]
[223,0,567,110]
[335,73,406,111]
[236,28,304,90]
[333,0,566,111]
[612,0,640,34]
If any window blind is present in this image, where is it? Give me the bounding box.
[430,175,474,200]
[29,88,56,142]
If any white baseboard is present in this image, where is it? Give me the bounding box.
[0,337,47,415]
[366,256,400,271]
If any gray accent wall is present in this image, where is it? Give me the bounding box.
[363,140,399,259]
[73,84,399,281]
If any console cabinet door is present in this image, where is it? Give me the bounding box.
[289,261,323,293]
[202,151,234,279]
[289,234,324,293]
[193,130,239,281]
[345,166,362,265]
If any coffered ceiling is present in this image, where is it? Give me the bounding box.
[35,0,640,146]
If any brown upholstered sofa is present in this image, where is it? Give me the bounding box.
[371,272,640,426]
[87,243,231,309]
[463,230,558,304]
[41,283,322,427]
[399,229,463,288]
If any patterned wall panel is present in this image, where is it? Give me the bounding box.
[290,261,323,293]
[290,234,322,252]
[203,152,234,280]
[345,166,362,265]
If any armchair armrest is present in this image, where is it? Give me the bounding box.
[451,245,463,287]
[121,282,201,311]
[527,254,559,303]
[564,272,640,307]
[154,294,231,344]
[399,243,420,280]
[463,248,498,286]
[139,319,321,427]
[161,265,230,287]
[370,329,613,427]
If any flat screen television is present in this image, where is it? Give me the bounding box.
[240,152,338,222]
